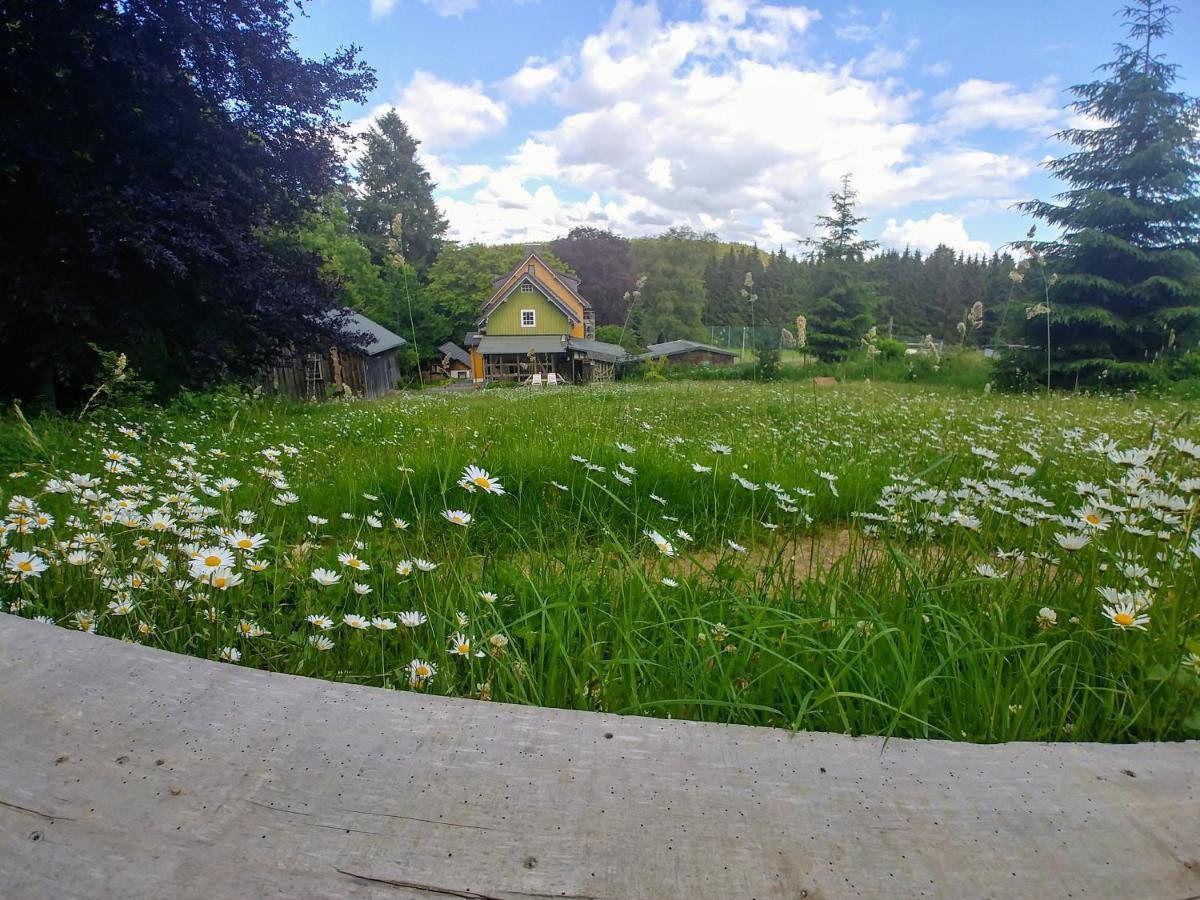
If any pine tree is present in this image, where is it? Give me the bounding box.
[352,111,448,274]
[1000,1,1200,389]
[804,175,880,361]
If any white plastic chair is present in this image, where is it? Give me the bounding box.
[546,372,559,386]
[531,372,543,387]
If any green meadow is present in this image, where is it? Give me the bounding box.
[2,381,1199,743]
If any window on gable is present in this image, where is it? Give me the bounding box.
[521,309,536,328]
[520,283,534,293]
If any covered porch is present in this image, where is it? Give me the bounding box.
[472,335,630,384]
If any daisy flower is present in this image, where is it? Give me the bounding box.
[1054,533,1090,552]
[343,613,370,630]
[691,463,712,473]
[308,635,335,651]
[227,531,267,552]
[1104,601,1149,631]
[441,509,473,527]
[192,546,234,573]
[449,633,472,656]
[461,464,505,495]
[311,567,342,587]
[478,591,498,604]
[393,518,410,530]
[306,614,334,630]
[337,552,369,572]
[219,646,242,663]
[395,560,414,577]
[414,558,438,572]
[371,616,397,631]
[727,540,747,554]
[407,658,437,687]
[399,610,427,628]
[6,551,48,579]
[644,529,676,557]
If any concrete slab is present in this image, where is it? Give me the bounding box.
[0,613,1196,899]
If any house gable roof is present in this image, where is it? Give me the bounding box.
[477,270,581,329]
[478,252,591,330]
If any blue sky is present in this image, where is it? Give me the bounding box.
[292,0,1199,255]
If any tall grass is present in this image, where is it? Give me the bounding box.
[1,381,1197,742]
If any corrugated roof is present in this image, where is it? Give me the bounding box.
[477,335,570,356]
[568,338,630,364]
[645,340,737,359]
[438,342,472,367]
[338,311,407,356]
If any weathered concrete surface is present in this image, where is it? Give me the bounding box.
[0,614,1196,900]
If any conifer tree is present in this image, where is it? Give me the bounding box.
[804,175,880,361]
[352,111,448,274]
[999,0,1200,388]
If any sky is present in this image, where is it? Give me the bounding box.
[291,0,1199,256]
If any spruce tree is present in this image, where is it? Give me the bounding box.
[1000,1,1200,389]
[352,111,448,273]
[804,175,880,362]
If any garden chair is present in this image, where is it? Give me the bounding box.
[531,372,543,387]
[546,372,559,386]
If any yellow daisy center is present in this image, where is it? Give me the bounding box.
[1086,513,1101,525]
[473,476,491,488]
[1114,612,1134,627]
[18,561,32,572]
[204,555,222,567]
[238,539,252,548]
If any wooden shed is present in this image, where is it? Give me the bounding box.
[643,340,739,367]
[265,310,407,401]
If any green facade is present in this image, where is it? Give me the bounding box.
[486,289,571,335]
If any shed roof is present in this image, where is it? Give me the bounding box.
[568,338,631,364]
[645,340,737,359]
[338,311,407,356]
[438,341,472,367]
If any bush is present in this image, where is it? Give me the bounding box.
[875,338,906,361]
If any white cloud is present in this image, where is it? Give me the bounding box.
[415,1,1040,247]
[498,58,568,104]
[388,71,508,149]
[369,0,397,18]
[880,213,993,255]
[935,79,1062,134]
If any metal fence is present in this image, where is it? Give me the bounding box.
[704,325,789,355]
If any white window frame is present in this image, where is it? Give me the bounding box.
[520,309,537,328]
[520,283,535,293]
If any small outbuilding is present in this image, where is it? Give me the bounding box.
[265,310,407,401]
[643,340,739,367]
[434,342,473,380]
